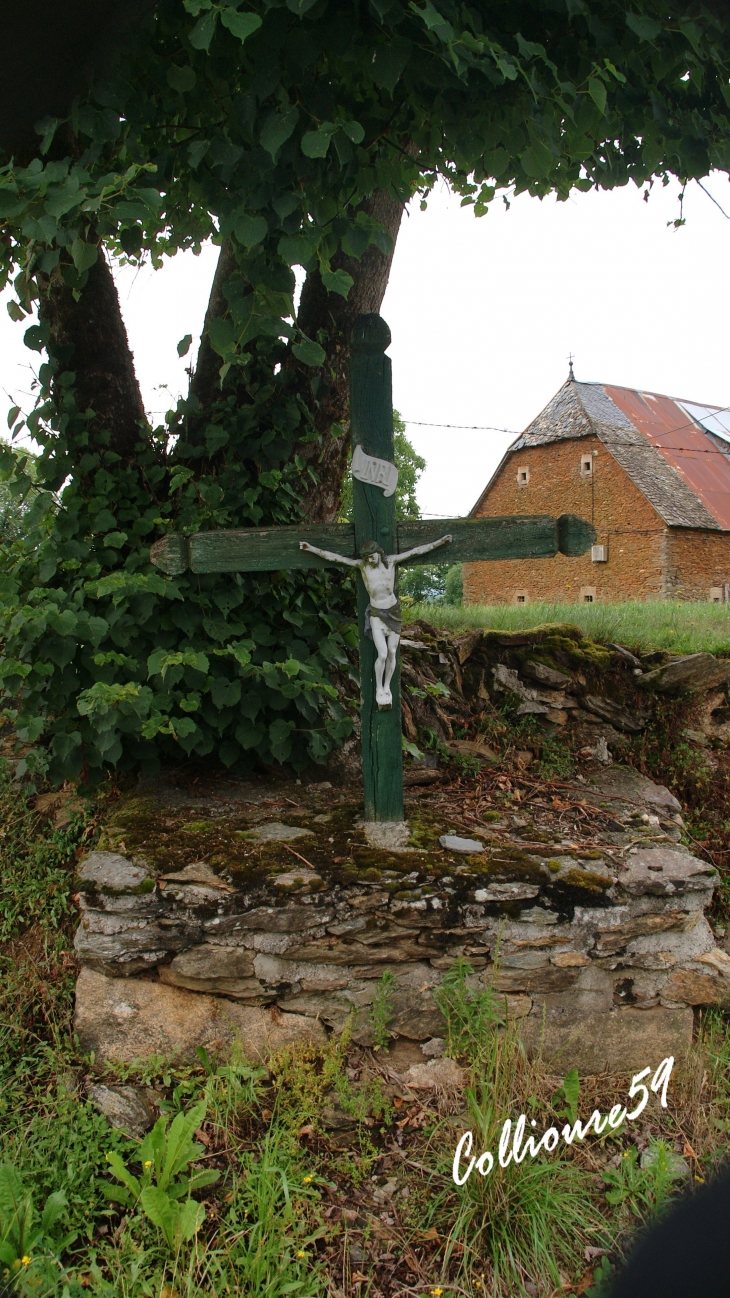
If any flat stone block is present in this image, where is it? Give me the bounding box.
[520,1005,693,1075]
[585,765,681,812]
[158,944,261,997]
[241,822,314,842]
[88,1084,155,1137]
[439,835,484,854]
[621,848,717,897]
[75,968,325,1066]
[363,821,411,850]
[78,851,150,894]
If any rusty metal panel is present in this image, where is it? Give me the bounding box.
[605,386,730,531]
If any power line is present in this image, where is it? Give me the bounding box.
[403,419,519,433]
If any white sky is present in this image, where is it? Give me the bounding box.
[2,172,729,519]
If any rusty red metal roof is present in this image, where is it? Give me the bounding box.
[605,386,730,531]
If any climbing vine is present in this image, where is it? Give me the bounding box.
[0,0,729,784]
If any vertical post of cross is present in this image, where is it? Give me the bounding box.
[350,314,404,823]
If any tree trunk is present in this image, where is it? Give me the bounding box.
[37,244,148,460]
[294,187,407,522]
[188,238,238,413]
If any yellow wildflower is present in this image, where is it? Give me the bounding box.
[303,1175,312,1183]
[297,1250,306,1258]
[430,1289,444,1297]
[21,1257,31,1266]
[144,1160,153,1168]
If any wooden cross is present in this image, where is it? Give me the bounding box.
[150,313,596,827]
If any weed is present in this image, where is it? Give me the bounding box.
[553,1069,581,1127]
[434,958,504,1065]
[0,1161,73,1295]
[369,969,396,1050]
[601,1141,684,1221]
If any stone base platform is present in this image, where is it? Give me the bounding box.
[73,766,729,1075]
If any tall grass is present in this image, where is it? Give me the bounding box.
[405,599,730,655]
[425,961,602,1297]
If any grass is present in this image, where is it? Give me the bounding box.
[405,598,730,655]
[1,765,730,1297]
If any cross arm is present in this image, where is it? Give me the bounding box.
[149,522,356,576]
[395,513,596,566]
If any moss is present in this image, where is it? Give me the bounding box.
[559,867,613,893]
[576,849,604,860]
[96,876,156,897]
[482,811,501,823]
[180,819,218,833]
[358,867,383,883]
[103,796,162,830]
[547,859,562,873]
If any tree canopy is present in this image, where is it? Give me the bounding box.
[1,0,729,785]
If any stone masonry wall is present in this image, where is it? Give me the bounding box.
[666,529,730,600]
[464,436,669,605]
[72,638,730,1077]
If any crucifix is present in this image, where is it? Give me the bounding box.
[150,313,596,829]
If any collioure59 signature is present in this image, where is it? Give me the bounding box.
[452,1056,674,1185]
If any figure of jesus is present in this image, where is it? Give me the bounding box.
[299,534,452,709]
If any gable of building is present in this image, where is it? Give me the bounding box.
[472,379,729,532]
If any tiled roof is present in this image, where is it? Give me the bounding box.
[487,378,730,531]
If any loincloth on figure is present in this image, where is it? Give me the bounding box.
[364,598,403,639]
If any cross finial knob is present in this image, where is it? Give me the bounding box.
[567,352,575,381]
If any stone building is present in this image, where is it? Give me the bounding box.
[464,374,730,605]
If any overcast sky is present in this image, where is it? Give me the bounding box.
[1,171,729,519]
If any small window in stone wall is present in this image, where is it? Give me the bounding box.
[516,465,530,486]
[580,586,596,603]
[513,590,528,604]
[581,455,593,476]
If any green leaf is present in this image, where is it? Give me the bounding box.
[286,0,319,12]
[371,39,411,93]
[40,1189,67,1235]
[23,322,50,352]
[292,338,325,366]
[70,239,99,273]
[260,107,299,158]
[6,300,26,322]
[189,9,218,49]
[105,1151,141,1200]
[587,76,607,115]
[301,124,336,158]
[220,9,262,42]
[207,317,236,356]
[321,268,353,298]
[211,677,241,707]
[342,120,365,144]
[234,213,268,247]
[277,234,316,267]
[604,58,626,84]
[7,405,21,428]
[177,334,193,357]
[188,139,210,168]
[520,143,556,177]
[167,65,197,92]
[413,0,452,34]
[626,12,662,41]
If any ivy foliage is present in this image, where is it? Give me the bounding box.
[0,0,729,784]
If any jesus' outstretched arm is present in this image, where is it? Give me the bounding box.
[299,541,361,568]
[390,534,453,566]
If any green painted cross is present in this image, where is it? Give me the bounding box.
[150,313,596,827]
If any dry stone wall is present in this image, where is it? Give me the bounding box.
[73,630,730,1076]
